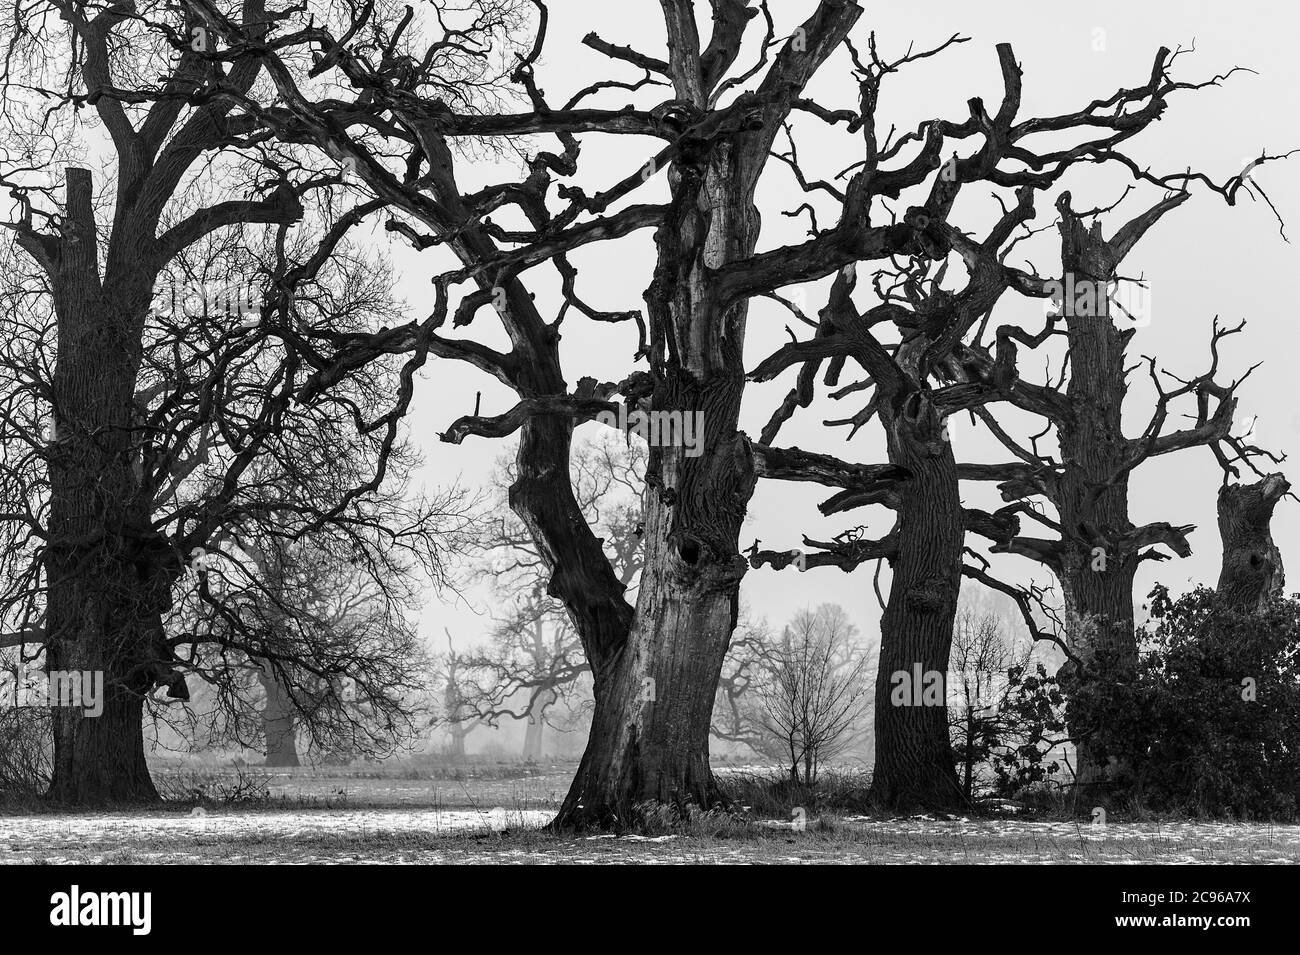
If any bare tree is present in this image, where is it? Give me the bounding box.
[756,604,870,786]
[447,607,588,760]
[161,519,457,767]
[0,6,488,798]
[433,630,480,760]
[947,608,1021,799]
[179,0,940,826]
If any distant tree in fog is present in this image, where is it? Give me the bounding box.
[756,604,871,786]
[160,526,462,767]
[443,436,644,759]
[712,611,784,761]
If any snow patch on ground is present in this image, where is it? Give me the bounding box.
[2,809,1298,864]
[0,806,551,863]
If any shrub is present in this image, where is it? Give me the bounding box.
[1100,585,1300,818]
[986,662,1069,797]
[0,706,52,801]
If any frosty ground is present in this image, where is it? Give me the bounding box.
[2,768,1297,864]
[5,806,1300,864]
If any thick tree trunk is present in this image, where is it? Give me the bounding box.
[259,668,300,768]
[550,133,759,828]
[45,169,169,805]
[869,406,964,811]
[1054,222,1139,791]
[1217,474,1289,612]
[46,658,158,805]
[1057,306,1137,670]
[553,418,755,828]
[555,610,732,828]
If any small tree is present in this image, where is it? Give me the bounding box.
[945,607,1069,799]
[947,610,1020,799]
[757,604,871,786]
[0,693,51,798]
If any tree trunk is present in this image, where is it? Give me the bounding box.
[869,404,964,811]
[259,668,300,768]
[1054,218,1139,791]
[447,727,468,760]
[550,140,758,829]
[1217,474,1289,612]
[963,720,975,800]
[556,616,730,828]
[45,169,169,805]
[522,716,543,762]
[1057,301,1137,671]
[522,687,556,762]
[510,3,860,830]
[553,424,754,828]
[45,653,158,805]
[522,623,556,761]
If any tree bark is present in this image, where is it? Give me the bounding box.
[1054,211,1140,791]
[1217,474,1289,612]
[551,308,757,827]
[1056,294,1138,671]
[869,403,965,810]
[556,607,734,828]
[44,169,172,805]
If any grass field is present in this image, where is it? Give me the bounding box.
[3,766,1299,863]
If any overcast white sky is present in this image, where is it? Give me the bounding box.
[395,0,1300,651]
